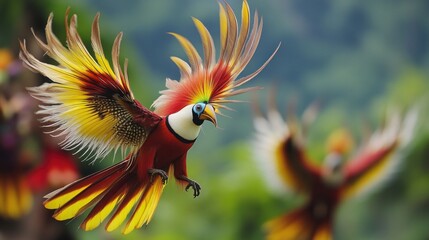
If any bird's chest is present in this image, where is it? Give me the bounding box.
[309,184,340,220]
[144,118,195,167]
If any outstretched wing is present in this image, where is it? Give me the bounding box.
[20,10,162,160]
[341,108,418,199]
[252,98,321,194]
[152,0,279,116]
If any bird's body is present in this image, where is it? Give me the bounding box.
[268,171,341,239]
[307,180,339,222]
[138,117,195,177]
[45,107,204,233]
[127,106,206,185]
[20,0,278,234]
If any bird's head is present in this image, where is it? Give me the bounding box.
[168,102,217,141]
[326,128,354,156]
[191,102,217,127]
[322,152,345,186]
[322,128,354,185]
[151,0,279,118]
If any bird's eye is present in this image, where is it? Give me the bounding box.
[193,103,205,114]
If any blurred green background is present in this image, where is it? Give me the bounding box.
[1,0,428,239]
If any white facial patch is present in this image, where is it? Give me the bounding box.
[168,105,202,141]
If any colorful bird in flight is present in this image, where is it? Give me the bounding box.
[19,0,278,234]
[252,97,418,240]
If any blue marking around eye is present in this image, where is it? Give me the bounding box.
[193,103,206,115]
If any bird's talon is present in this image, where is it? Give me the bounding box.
[178,176,201,197]
[186,181,201,198]
[148,169,168,184]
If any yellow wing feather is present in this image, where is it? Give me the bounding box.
[20,10,161,161]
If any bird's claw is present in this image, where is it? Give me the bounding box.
[185,180,201,198]
[148,168,168,184]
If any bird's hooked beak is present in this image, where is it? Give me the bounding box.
[199,104,217,126]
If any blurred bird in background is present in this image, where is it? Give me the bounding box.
[0,48,34,220]
[27,133,79,194]
[0,47,81,240]
[19,0,278,234]
[252,94,418,240]
[0,91,33,220]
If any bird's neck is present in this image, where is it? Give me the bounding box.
[167,110,201,142]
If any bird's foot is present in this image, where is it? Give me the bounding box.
[148,168,168,184]
[179,176,201,198]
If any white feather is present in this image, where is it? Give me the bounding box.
[252,109,291,195]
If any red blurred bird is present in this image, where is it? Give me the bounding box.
[252,98,418,240]
[27,138,79,193]
[20,0,278,234]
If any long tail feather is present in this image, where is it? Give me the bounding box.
[43,160,165,234]
[265,206,332,240]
